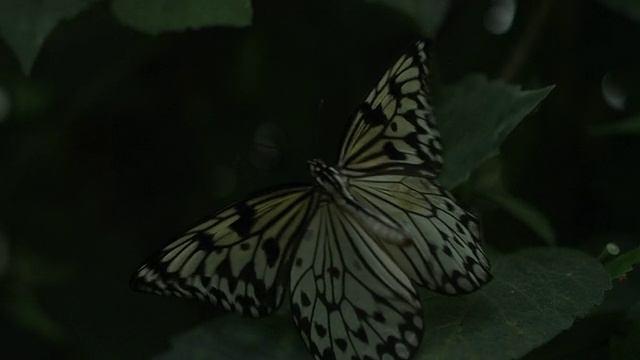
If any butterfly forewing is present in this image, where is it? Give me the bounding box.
[131,186,317,317]
[290,199,424,360]
[349,174,491,294]
[338,40,443,177]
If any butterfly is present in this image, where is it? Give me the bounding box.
[131,40,492,360]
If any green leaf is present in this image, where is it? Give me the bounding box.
[110,0,252,35]
[0,0,96,74]
[590,114,640,136]
[155,248,610,360]
[367,0,451,35]
[154,313,308,360]
[3,292,66,342]
[2,246,77,342]
[604,245,640,279]
[610,301,640,360]
[600,0,640,23]
[437,74,554,189]
[417,248,611,360]
[483,191,556,245]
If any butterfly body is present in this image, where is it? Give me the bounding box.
[309,158,410,246]
[132,40,492,360]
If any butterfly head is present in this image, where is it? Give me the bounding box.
[308,158,327,173]
[308,159,344,194]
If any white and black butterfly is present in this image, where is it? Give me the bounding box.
[131,40,492,360]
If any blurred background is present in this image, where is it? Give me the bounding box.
[1,0,639,359]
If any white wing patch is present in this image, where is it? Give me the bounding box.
[131,187,317,317]
[349,174,491,294]
[290,199,423,360]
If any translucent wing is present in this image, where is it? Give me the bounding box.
[350,174,491,294]
[131,186,317,317]
[338,40,442,177]
[290,199,423,360]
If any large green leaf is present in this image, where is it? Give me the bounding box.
[417,248,610,359]
[154,313,307,360]
[156,248,610,359]
[0,0,96,74]
[482,191,556,245]
[437,75,554,188]
[110,0,252,35]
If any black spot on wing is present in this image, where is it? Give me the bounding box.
[261,237,280,268]
[334,338,348,351]
[445,200,455,212]
[230,202,256,236]
[373,311,386,323]
[388,78,402,97]
[353,327,368,342]
[401,110,424,132]
[404,132,421,149]
[354,307,368,320]
[291,303,309,329]
[427,137,440,151]
[327,266,340,279]
[383,141,406,160]
[315,323,327,337]
[194,232,215,251]
[301,292,311,307]
[321,348,337,360]
[360,104,386,126]
[235,294,258,312]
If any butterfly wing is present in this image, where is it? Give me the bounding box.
[131,186,318,317]
[290,199,423,360]
[338,40,442,177]
[350,174,491,294]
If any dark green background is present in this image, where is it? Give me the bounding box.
[0,1,639,359]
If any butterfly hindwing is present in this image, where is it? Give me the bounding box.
[290,199,424,360]
[131,186,317,317]
[349,174,491,294]
[338,40,443,177]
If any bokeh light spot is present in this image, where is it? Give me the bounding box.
[250,122,283,170]
[601,72,627,111]
[484,0,517,35]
